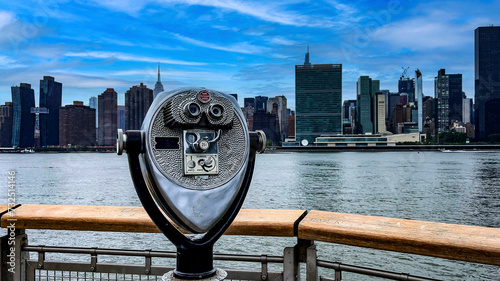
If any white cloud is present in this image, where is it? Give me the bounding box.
[92,0,342,28]
[0,10,15,30]
[87,0,148,14]
[64,51,207,66]
[169,0,333,27]
[325,0,358,16]
[112,69,232,81]
[371,8,493,51]
[52,73,130,88]
[268,36,298,46]
[172,33,269,54]
[0,55,17,66]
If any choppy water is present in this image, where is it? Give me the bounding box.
[1,152,499,280]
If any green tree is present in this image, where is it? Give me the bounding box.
[488,134,500,143]
[438,132,467,144]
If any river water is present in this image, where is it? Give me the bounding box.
[1,152,499,280]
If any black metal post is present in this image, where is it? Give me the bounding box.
[175,244,215,279]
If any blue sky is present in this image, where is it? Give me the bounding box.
[0,0,498,110]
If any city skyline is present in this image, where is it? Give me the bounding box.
[0,1,499,109]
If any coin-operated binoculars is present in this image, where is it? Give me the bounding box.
[117,88,266,280]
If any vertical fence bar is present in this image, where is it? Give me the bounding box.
[283,247,299,281]
[7,229,28,281]
[306,245,317,281]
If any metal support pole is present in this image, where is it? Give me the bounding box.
[306,245,317,281]
[0,234,7,280]
[283,247,299,281]
[1,229,28,281]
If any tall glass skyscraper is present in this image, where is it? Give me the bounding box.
[398,77,415,103]
[39,76,62,147]
[475,26,500,140]
[11,83,35,148]
[254,96,268,112]
[356,76,379,134]
[295,51,342,144]
[243,98,255,108]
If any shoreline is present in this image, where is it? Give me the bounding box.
[268,144,500,153]
[2,144,500,153]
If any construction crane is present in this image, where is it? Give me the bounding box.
[401,67,410,79]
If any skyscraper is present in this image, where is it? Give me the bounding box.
[254,96,268,112]
[125,83,153,130]
[117,105,125,130]
[485,99,500,140]
[387,92,400,122]
[422,96,435,122]
[153,63,164,98]
[343,100,356,120]
[356,76,379,134]
[304,45,311,66]
[435,69,463,133]
[89,96,97,109]
[89,96,98,143]
[416,69,423,133]
[295,50,342,143]
[373,92,386,133]
[398,76,415,103]
[462,98,473,124]
[267,96,288,141]
[39,76,62,146]
[243,98,255,108]
[0,102,13,147]
[253,109,279,144]
[98,88,117,146]
[59,101,96,146]
[11,83,35,148]
[475,26,500,140]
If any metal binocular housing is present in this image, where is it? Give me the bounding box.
[117,88,266,279]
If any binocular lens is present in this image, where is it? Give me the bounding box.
[186,103,201,117]
[209,104,223,118]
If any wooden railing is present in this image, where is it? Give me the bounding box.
[1,204,499,266]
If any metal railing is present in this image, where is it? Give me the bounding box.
[22,245,285,281]
[18,243,442,281]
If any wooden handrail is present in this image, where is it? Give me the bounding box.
[0,204,306,237]
[1,204,499,266]
[298,210,500,266]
